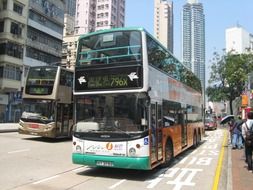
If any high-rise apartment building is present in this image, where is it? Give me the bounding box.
[63,0,76,36]
[182,0,205,89]
[62,0,77,69]
[25,0,64,67]
[64,0,76,16]
[62,35,79,70]
[0,0,65,122]
[154,0,173,52]
[74,0,125,35]
[226,26,253,54]
[0,0,29,122]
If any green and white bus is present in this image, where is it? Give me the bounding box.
[72,27,204,170]
[19,66,74,138]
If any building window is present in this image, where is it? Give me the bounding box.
[0,43,5,55]
[8,43,23,59]
[26,47,60,63]
[0,66,3,78]
[2,0,7,10]
[0,42,23,59]
[0,65,21,81]
[29,11,63,35]
[10,22,22,36]
[13,2,23,15]
[0,21,4,32]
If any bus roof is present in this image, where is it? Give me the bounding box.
[78,27,148,40]
[78,27,191,74]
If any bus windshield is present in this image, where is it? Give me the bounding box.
[74,93,148,133]
[26,67,57,85]
[77,31,142,66]
[21,99,55,122]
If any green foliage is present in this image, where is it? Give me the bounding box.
[206,86,227,102]
[207,51,253,114]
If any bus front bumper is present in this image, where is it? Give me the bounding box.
[72,153,151,170]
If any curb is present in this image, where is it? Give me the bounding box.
[227,133,232,190]
[0,129,18,133]
[0,123,19,133]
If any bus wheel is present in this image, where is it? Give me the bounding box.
[162,140,174,167]
[197,130,201,144]
[69,126,73,139]
[193,132,198,149]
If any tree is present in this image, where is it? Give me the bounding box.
[207,51,253,114]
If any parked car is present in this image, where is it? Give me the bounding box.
[204,118,217,130]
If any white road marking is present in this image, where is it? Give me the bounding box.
[72,166,87,172]
[147,177,163,189]
[109,179,126,189]
[33,175,60,185]
[166,168,202,190]
[8,149,30,154]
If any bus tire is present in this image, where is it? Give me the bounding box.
[69,126,73,139]
[198,129,201,144]
[193,132,198,149]
[162,139,174,167]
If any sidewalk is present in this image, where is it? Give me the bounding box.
[0,123,19,133]
[231,145,253,190]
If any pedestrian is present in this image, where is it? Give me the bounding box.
[228,119,235,144]
[231,115,244,149]
[241,111,253,171]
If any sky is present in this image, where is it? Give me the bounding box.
[125,0,253,85]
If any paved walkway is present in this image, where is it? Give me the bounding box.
[231,147,253,190]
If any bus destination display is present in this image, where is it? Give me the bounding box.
[26,86,52,95]
[87,74,129,88]
[75,66,143,91]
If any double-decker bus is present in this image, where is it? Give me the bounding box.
[19,66,74,138]
[72,27,204,170]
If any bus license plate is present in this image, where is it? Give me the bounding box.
[96,161,114,167]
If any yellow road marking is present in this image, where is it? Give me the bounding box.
[212,130,228,190]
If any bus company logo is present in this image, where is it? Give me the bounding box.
[106,142,113,150]
[78,76,87,84]
[128,72,139,81]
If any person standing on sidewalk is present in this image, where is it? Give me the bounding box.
[231,116,244,149]
[228,119,235,144]
[242,111,253,171]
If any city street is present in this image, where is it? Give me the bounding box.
[1,1,252,190]
[0,129,229,190]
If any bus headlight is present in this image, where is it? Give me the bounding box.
[76,145,82,153]
[129,147,136,157]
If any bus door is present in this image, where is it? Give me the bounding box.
[56,103,71,136]
[179,110,188,148]
[150,103,163,163]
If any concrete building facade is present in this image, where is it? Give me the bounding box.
[226,26,253,54]
[74,0,125,35]
[63,0,76,36]
[154,0,173,52]
[62,35,78,70]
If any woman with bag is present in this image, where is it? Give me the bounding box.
[242,111,253,171]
